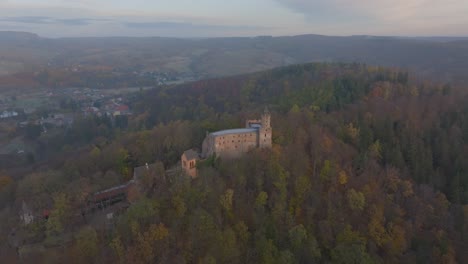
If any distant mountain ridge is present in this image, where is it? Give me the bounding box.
[0,31,39,41]
[1,31,468,85]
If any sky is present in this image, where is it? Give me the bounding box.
[1,0,467,37]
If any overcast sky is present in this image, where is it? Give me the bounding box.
[1,0,467,37]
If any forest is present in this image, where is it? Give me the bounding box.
[0,63,467,263]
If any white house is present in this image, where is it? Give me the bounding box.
[0,111,18,119]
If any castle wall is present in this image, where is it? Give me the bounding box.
[198,109,271,162]
[202,134,216,158]
[214,131,258,158]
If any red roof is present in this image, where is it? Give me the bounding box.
[92,182,133,202]
[116,105,129,112]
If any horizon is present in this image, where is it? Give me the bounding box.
[1,1,468,38]
[2,30,468,40]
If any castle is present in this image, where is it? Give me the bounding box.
[181,108,272,178]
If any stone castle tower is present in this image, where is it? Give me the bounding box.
[259,107,272,148]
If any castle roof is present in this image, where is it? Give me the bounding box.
[249,123,262,129]
[211,128,258,136]
[183,149,200,160]
[92,182,133,202]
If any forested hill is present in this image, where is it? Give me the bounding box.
[134,63,411,124]
[2,32,468,86]
[134,63,467,204]
[1,63,467,263]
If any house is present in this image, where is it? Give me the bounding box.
[181,149,200,178]
[85,162,165,213]
[88,182,134,211]
[0,110,19,119]
[83,106,101,116]
[20,201,34,225]
[113,104,130,116]
[41,113,74,127]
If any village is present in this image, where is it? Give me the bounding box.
[0,86,139,159]
[0,86,135,121]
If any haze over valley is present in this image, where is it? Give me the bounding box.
[1,31,468,91]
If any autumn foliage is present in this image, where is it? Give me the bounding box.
[1,63,467,263]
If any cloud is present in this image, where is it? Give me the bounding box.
[0,16,51,24]
[0,16,101,26]
[0,1,466,36]
[124,21,267,31]
[0,4,271,37]
[272,0,468,35]
[275,0,468,23]
[0,2,275,37]
[57,18,94,26]
[124,21,189,29]
[117,21,274,38]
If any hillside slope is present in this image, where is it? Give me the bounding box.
[1,63,467,263]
